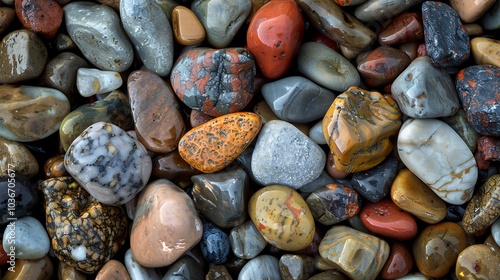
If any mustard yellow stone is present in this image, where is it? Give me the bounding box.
[172,6,206,46]
[322,86,402,173]
[471,37,500,68]
[248,185,315,251]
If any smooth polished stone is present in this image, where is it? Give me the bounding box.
[2,216,49,260]
[40,177,127,274]
[1,256,53,280]
[399,41,419,60]
[464,23,484,35]
[391,56,459,118]
[380,242,413,280]
[262,76,336,123]
[0,85,70,142]
[397,119,477,205]
[357,46,411,88]
[309,121,327,145]
[190,109,213,128]
[351,156,398,203]
[77,68,123,97]
[299,170,339,194]
[253,100,311,135]
[478,136,500,161]
[470,37,500,67]
[492,218,500,246]
[450,0,496,23]
[238,255,281,280]
[206,265,233,280]
[319,226,389,280]
[192,0,250,48]
[191,168,248,228]
[314,254,335,271]
[306,183,361,226]
[442,110,480,152]
[481,0,500,30]
[248,185,315,251]
[121,0,174,77]
[15,0,63,38]
[391,168,447,224]
[229,220,267,260]
[171,6,205,46]
[0,175,38,224]
[325,151,351,179]
[179,112,262,173]
[251,120,325,189]
[130,179,203,267]
[0,136,39,178]
[171,48,255,117]
[0,8,16,35]
[55,33,76,51]
[456,65,500,136]
[279,254,315,280]
[246,0,304,79]
[308,270,348,280]
[355,0,424,23]
[95,260,131,280]
[456,244,500,279]
[200,221,230,265]
[96,0,120,9]
[379,12,424,45]
[422,1,470,68]
[162,255,204,280]
[0,29,47,84]
[412,222,467,278]
[297,42,360,92]
[296,0,375,51]
[151,150,201,188]
[58,261,86,280]
[462,174,500,235]
[64,122,152,205]
[124,249,162,280]
[323,86,402,173]
[128,70,185,153]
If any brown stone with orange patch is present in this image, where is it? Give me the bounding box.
[357,46,411,88]
[15,0,63,38]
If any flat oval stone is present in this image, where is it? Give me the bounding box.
[229,220,267,260]
[297,42,360,92]
[171,6,205,46]
[95,260,131,280]
[261,76,336,123]
[351,156,398,203]
[379,12,424,45]
[442,110,480,152]
[1,256,53,280]
[397,118,478,205]
[357,46,411,88]
[471,37,500,68]
[391,168,447,224]
[0,7,16,35]
[391,56,460,118]
[248,185,315,251]
[238,255,281,280]
[306,183,361,226]
[128,70,186,153]
[355,0,424,23]
[15,0,63,38]
[0,136,39,178]
[450,0,496,23]
[380,242,413,280]
[0,85,70,142]
[192,0,251,48]
[322,86,402,173]
[121,0,174,77]
[246,0,304,79]
[130,179,203,268]
[456,244,500,279]
[2,216,49,259]
[162,255,204,280]
[319,225,389,280]
[58,261,86,280]
[200,221,230,265]
[64,122,152,205]
[124,249,162,280]
[279,254,315,280]
[64,2,134,72]
[251,120,326,189]
[0,175,39,224]
[151,150,201,188]
[0,29,47,84]
[39,177,128,274]
[171,47,256,117]
[77,68,123,97]
[462,174,500,235]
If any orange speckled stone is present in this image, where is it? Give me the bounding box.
[322,86,402,173]
[172,6,205,46]
[248,185,315,251]
[178,112,262,173]
[15,0,63,38]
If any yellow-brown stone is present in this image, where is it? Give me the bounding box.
[95,260,131,280]
[172,6,205,46]
[58,261,85,280]
[322,86,402,173]
[2,256,53,280]
[248,185,315,251]
[471,37,500,68]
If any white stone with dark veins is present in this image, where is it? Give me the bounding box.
[64,122,152,205]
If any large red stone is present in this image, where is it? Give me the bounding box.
[15,0,63,38]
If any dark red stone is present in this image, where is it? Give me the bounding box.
[0,240,8,266]
[478,136,500,161]
[151,150,201,189]
[379,12,424,46]
[380,242,414,279]
[474,150,491,170]
[15,0,63,38]
[310,32,340,52]
[357,46,411,88]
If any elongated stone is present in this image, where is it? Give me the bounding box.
[76,68,123,97]
[0,136,39,178]
[355,0,424,23]
[379,12,424,45]
[0,7,16,35]
[357,46,411,88]
[470,37,500,68]
[171,6,205,46]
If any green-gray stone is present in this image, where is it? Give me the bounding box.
[442,109,479,152]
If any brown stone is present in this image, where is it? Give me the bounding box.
[0,7,16,35]
[190,109,214,128]
[456,244,500,279]
[151,150,201,188]
[398,42,419,60]
[43,154,68,178]
[357,46,411,88]
[308,270,348,280]
[471,37,500,68]
[378,12,424,46]
[96,0,120,10]
[326,151,350,179]
[95,260,131,280]
[172,6,205,46]
[58,261,86,280]
[450,0,497,23]
[15,0,63,38]
[464,23,483,36]
[478,136,500,161]
[380,242,413,279]
[0,136,39,178]
[1,256,53,280]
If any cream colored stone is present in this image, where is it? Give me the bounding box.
[471,37,500,68]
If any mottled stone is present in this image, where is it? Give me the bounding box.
[0,136,39,178]
[162,255,204,280]
[478,136,500,161]
[124,249,162,280]
[95,260,131,280]
[379,12,424,46]
[77,68,123,97]
[64,122,152,205]
[456,244,500,279]
[15,0,63,38]
[451,0,496,23]
[391,56,460,118]
[39,177,128,274]
[351,156,398,203]
[397,118,477,205]
[380,242,413,280]
[238,255,281,280]
[251,120,326,189]
[0,175,38,224]
[279,254,315,280]
[229,220,267,259]
[357,46,411,88]
[171,6,205,46]
[471,37,500,68]
[1,256,53,280]
[442,110,480,152]
[206,265,233,280]
[2,216,49,259]
[0,7,16,35]
[171,48,256,117]
[58,261,86,280]
[200,221,230,265]
[322,86,402,173]
[151,150,201,188]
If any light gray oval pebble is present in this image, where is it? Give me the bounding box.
[2,216,50,259]
[229,220,267,260]
[309,121,327,145]
[238,255,282,280]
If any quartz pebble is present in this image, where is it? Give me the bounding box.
[95,260,131,280]
[238,255,282,280]
[0,136,39,178]
[351,156,398,203]
[229,220,267,260]
[76,68,123,97]
[2,216,49,259]
[15,0,63,38]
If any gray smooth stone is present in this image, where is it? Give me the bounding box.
[262,76,336,123]
[64,2,134,72]
[162,256,204,280]
[229,220,267,260]
[442,110,479,152]
[355,0,424,23]
[309,121,327,145]
[251,120,326,189]
[279,254,315,280]
[391,56,460,118]
[297,42,360,92]
[481,0,500,30]
[238,255,282,280]
[121,0,174,77]
[299,170,336,194]
[2,216,50,259]
[124,249,162,280]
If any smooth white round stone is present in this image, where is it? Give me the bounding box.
[124,249,162,280]
[2,216,50,259]
[397,118,478,205]
[492,217,500,247]
[76,68,123,97]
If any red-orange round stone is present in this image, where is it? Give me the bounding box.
[15,0,63,38]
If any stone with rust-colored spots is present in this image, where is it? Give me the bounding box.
[471,37,500,68]
[172,6,205,46]
[128,70,186,153]
[178,112,262,173]
[39,177,128,274]
[322,86,402,173]
[450,0,497,23]
[357,46,411,88]
[478,136,500,161]
[456,244,500,280]
[95,260,131,280]
[1,256,53,280]
[379,12,424,46]
[0,7,16,35]
[171,47,255,117]
[15,0,63,38]
[0,136,39,178]
[249,185,315,251]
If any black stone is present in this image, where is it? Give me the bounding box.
[200,221,230,265]
[0,175,39,224]
[351,157,399,203]
[445,204,467,222]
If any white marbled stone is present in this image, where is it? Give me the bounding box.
[64,122,152,206]
[238,255,282,280]
[124,249,162,280]
[397,118,478,205]
[2,216,50,259]
[76,68,123,97]
[492,217,500,247]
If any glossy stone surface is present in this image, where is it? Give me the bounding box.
[442,110,480,152]
[357,46,411,88]
[200,221,230,265]
[0,85,70,142]
[178,112,262,173]
[279,254,315,280]
[351,156,398,203]
[397,119,478,205]
[380,242,413,280]
[355,0,424,23]
[0,8,16,35]
[128,70,186,153]
[450,0,496,23]
[64,122,152,205]
[40,177,127,274]
[190,109,214,128]
[456,244,500,279]
[229,220,267,260]
[238,255,281,280]
[297,42,360,92]
[0,136,39,178]
[151,150,201,187]
[95,260,131,280]
[0,175,38,224]
[471,37,500,68]
[124,249,162,280]
[251,120,326,189]
[77,68,123,97]
[2,216,49,259]
[15,0,63,38]
[1,256,53,280]
[171,48,256,117]
[322,86,402,173]
[246,0,304,79]
[171,6,205,46]
[206,265,233,280]
[131,179,203,268]
[319,226,389,280]
[58,261,86,280]
[163,255,204,280]
[379,12,424,45]
[478,136,500,161]
[248,185,315,251]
